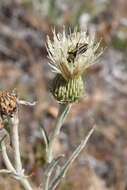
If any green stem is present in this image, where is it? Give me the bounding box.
[47,104,71,163]
[45,104,71,190]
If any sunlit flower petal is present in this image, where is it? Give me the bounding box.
[47,28,102,81]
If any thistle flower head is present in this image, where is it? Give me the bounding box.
[47,27,102,104]
[47,28,102,81]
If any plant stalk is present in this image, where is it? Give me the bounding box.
[10,113,22,173]
[10,112,33,190]
[45,104,71,190]
[1,142,16,173]
[47,104,71,163]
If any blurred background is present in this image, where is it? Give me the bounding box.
[0,0,127,189]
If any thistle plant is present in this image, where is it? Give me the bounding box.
[0,90,36,190]
[0,27,102,190]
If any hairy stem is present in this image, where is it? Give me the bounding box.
[45,104,71,190]
[19,178,34,190]
[47,104,71,163]
[1,142,16,173]
[10,113,22,173]
[10,113,33,190]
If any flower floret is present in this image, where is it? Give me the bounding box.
[47,28,102,80]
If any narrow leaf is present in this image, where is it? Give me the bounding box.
[49,128,94,190]
[39,124,49,153]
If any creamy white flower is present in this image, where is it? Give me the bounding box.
[47,28,102,81]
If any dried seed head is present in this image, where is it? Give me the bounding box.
[0,91,17,117]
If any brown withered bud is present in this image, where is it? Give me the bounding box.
[0,91,17,117]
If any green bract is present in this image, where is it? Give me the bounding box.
[51,74,84,103]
